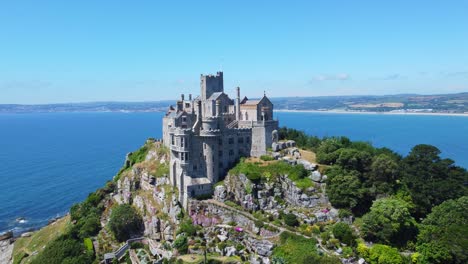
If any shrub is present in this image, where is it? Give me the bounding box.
[283,213,299,227]
[177,219,198,236]
[332,222,355,246]
[173,235,188,254]
[31,235,94,264]
[108,204,143,242]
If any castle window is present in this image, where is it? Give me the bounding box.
[224,106,228,113]
[218,139,223,146]
[193,165,198,171]
[228,138,234,145]
[246,136,250,142]
[229,149,234,156]
[219,162,223,168]
[238,137,244,144]
[185,103,190,108]
[219,150,223,157]
[181,137,185,148]
[171,135,175,145]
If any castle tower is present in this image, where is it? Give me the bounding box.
[200,72,224,100]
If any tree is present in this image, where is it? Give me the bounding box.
[367,244,403,264]
[336,148,372,172]
[332,222,355,246]
[108,204,143,242]
[368,154,400,195]
[361,197,416,246]
[416,196,468,264]
[403,144,468,218]
[326,167,364,209]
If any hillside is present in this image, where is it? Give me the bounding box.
[2,92,468,114]
[2,130,467,264]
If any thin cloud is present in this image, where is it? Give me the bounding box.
[376,74,405,81]
[313,73,350,81]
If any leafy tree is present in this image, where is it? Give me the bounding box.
[336,148,372,172]
[403,144,467,218]
[367,244,403,264]
[416,196,468,264]
[77,213,100,238]
[361,197,416,246]
[332,222,355,246]
[326,167,364,209]
[368,154,400,195]
[108,204,143,242]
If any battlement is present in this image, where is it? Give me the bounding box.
[201,71,224,100]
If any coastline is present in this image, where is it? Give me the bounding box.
[275,109,468,117]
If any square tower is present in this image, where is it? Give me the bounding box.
[200,71,224,100]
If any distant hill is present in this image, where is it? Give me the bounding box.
[1,92,467,114]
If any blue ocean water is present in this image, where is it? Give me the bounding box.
[0,111,467,234]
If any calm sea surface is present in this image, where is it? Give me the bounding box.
[1,111,467,234]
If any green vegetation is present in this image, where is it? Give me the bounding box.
[416,196,468,264]
[12,216,70,264]
[331,222,355,246]
[273,232,339,264]
[361,197,416,247]
[283,213,299,227]
[108,204,144,242]
[173,234,189,254]
[30,234,94,264]
[229,158,309,186]
[278,127,467,261]
[260,155,274,161]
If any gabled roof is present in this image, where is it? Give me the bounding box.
[208,92,224,101]
[242,100,261,105]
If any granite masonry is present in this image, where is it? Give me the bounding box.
[162,72,278,207]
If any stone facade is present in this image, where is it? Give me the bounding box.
[163,72,278,207]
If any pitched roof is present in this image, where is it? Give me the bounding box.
[241,99,261,105]
[208,92,224,101]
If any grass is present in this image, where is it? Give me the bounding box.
[178,254,242,263]
[12,215,70,264]
[230,159,309,184]
[273,232,320,264]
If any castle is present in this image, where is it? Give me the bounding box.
[162,72,278,207]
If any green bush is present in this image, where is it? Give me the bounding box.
[332,222,355,246]
[108,204,143,242]
[177,219,198,236]
[283,213,299,227]
[31,235,94,264]
[173,235,188,254]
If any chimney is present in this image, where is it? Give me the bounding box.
[189,94,192,100]
[236,87,241,121]
[181,94,185,101]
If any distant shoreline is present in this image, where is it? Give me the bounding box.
[275,109,468,117]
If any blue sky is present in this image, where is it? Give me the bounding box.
[0,0,467,104]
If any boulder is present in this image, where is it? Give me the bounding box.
[272,142,281,152]
[225,246,237,257]
[311,171,322,182]
[214,185,227,202]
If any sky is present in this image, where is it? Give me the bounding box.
[0,0,467,104]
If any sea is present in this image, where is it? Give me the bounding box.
[0,111,467,235]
